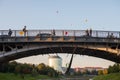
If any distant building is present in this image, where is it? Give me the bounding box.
[85,67,104,72]
[48,55,63,73]
[74,67,86,73]
[74,67,105,73]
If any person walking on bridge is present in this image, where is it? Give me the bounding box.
[8,29,12,36]
[89,28,92,37]
[86,29,89,36]
[52,29,56,36]
[23,26,27,36]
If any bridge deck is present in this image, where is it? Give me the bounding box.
[0,30,120,43]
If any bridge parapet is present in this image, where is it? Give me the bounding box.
[0,30,120,37]
[0,30,120,43]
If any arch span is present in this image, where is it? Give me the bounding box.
[0,42,120,63]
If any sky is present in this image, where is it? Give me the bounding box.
[0,0,120,68]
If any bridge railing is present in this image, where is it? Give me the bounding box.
[0,30,120,42]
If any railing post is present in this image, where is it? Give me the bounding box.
[108,32,109,37]
[27,30,28,37]
[51,30,53,41]
[1,30,3,35]
[73,30,75,37]
[96,31,98,37]
[15,30,16,37]
[62,30,64,37]
[14,30,16,41]
[119,32,120,38]
[119,32,120,43]
[62,30,64,41]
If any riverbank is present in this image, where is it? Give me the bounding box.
[0,72,59,80]
[93,73,120,80]
[0,72,96,80]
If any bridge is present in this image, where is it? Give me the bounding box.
[0,29,120,64]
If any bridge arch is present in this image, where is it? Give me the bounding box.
[0,42,120,63]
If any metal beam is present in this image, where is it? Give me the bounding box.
[65,53,74,75]
[65,46,77,75]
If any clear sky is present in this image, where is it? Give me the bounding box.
[0,0,120,68]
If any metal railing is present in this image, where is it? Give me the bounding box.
[0,29,120,37]
[0,30,120,42]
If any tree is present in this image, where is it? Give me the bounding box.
[37,63,46,70]
[91,70,98,75]
[98,70,103,75]
[15,65,22,74]
[103,69,108,75]
[108,63,120,73]
[0,63,9,72]
[37,63,47,74]
[21,63,32,74]
[8,61,17,72]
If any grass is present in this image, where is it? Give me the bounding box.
[0,72,55,80]
[93,73,120,80]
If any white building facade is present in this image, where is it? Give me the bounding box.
[48,56,63,72]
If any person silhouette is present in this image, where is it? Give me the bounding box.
[85,29,89,36]
[8,29,12,36]
[89,28,92,36]
[23,26,27,36]
[52,29,56,36]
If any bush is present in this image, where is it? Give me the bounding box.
[108,63,120,73]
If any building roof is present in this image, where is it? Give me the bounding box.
[48,56,62,59]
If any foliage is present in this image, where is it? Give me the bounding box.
[98,70,103,75]
[74,69,98,76]
[93,73,120,80]
[103,69,108,75]
[0,72,52,80]
[94,63,120,80]
[37,63,58,77]
[0,61,59,78]
[98,69,108,75]
[108,63,120,73]
[8,61,17,73]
